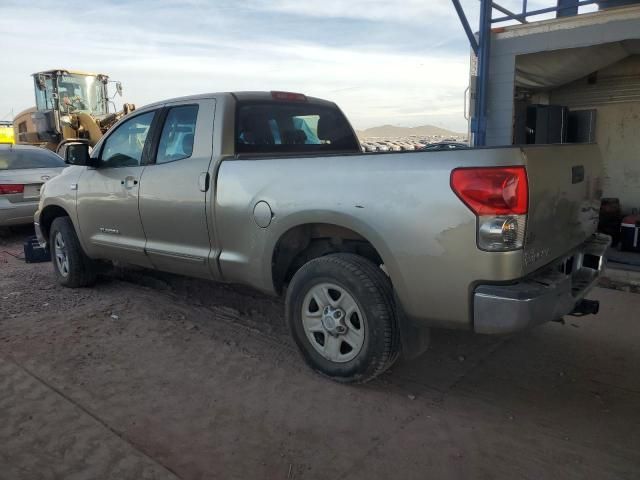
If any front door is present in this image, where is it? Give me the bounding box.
[76,110,157,267]
[138,99,216,279]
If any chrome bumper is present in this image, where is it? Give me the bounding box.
[473,233,611,334]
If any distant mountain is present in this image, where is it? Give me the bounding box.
[356,124,465,139]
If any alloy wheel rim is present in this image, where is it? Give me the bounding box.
[301,282,366,363]
[54,232,70,277]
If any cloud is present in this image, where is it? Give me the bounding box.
[252,0,454,23]
[0,0,475,130]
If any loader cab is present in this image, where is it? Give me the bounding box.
[26,70,118,147]
[33,70,110,117]
[14,69,130,152]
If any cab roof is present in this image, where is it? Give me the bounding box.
[139,91,337,111]
[32,69,107,77]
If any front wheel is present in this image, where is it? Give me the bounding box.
[50,216,97,288]
[285,253,400,383]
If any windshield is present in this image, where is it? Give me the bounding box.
[0,148,65,170]
[56,74,108,116]
[35,73,109,115]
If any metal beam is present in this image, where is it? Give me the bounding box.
[451,0,479,55]
[472,0,493,146]
[492,0,599,22]
[492,2,528,23]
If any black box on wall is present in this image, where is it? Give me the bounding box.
[526,104,568,144]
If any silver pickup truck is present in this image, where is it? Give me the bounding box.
[35,91,610,383]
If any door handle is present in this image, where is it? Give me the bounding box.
[121,176,138,189]
[463,86,470,121]
[198,172,210,192]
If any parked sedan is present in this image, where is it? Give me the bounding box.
[0,145,66,226]
[422,142,470,151]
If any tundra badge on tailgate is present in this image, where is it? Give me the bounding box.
[524,247,551,267]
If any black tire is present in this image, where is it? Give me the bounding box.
[285,253,400,383]
[50,216,97,288]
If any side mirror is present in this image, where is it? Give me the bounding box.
[65,143,92,166]
[116,81,123,96]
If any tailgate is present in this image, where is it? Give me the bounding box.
[522,144,603,274]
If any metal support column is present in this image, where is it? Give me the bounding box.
[557,0,579,17]
[472,0,493,146]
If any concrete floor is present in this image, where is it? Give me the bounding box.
[1,227,639,479]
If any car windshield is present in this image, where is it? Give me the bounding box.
[0,148,66,170]
[235,101,360,155]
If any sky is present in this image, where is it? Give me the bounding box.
[0,0,591,132]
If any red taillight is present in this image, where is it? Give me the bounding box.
[271,91,307,102]
[451,167,528,215]
[0,184,24,195]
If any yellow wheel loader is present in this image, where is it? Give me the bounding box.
[0,121,14,144]
[13,69,135,154]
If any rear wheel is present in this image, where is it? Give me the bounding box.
[285,253,399,383]
[50,216,97,288]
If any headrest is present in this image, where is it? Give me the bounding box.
[182,133,194,156]
[317,114,334,141]
[243,116,274,144]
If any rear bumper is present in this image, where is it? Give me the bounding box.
[473,233,611,334]
[0,201,38,227]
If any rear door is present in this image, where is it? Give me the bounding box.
[137,99,216,279]
[522,144,603,273]
[76,110,157,267]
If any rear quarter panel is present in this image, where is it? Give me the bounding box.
[214,148,531,329]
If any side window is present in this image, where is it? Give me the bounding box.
[156,105,198,164]
[100,111,155,168]
[34,77,55,111]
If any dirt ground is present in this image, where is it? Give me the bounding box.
[1,226,639,480]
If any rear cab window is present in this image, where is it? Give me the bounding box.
[235,97,360,156]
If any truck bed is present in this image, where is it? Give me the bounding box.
[214,143,603,329]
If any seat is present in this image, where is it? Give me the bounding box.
[281,129,307,145]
